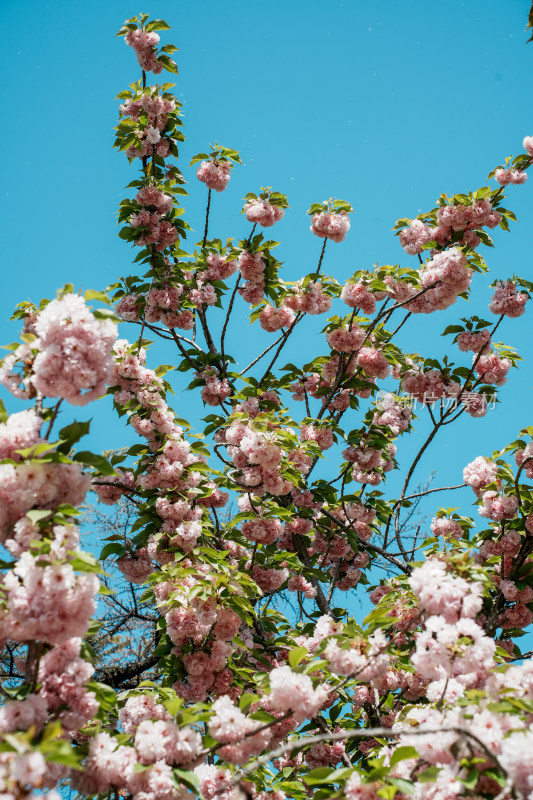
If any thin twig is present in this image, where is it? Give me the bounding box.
[240,335,285,376]
[203,188,212,247]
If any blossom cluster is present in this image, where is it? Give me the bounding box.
[8,16,533,800]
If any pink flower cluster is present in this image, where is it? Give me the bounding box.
[120,92,176,160]
[478,490,518,521]
[463,455,498,496]
[285,281,332,315]
[242,517,282,545]
[287,574,317,599]
[299,424,333,452]
[111,343,225,571]
[399,219,435,255]
[489,281,528,318]
[0,546,99,645]
[0,461,90,545]
[515,443,533,478]
[194,764,232,800]
[523,135,533,156]
[305,735,346,769]
[154,494,225,560]
[238,250,267,305]
[93,469,136,505]
[495,168,528,185]
[198,367,231,406]
[259,304,295,332]
[251,564,289,592]
[436,199,501,232]
[401,367,461,405]
[134,719,202,765]
[265,665,328,722]
[0,294,117,407]
[410,559,483,623]
[290,352,374,413]
[341,282,377,314]
[38,637,99,732]
[474,352,511,386]
[373,394,412,435]
[324,630,389,680]
[147,285,193,329]
[75,716,201,799]
[0,694,48,735]
[0,408,42,461]
[356,347,390,379]
[121,92,175,123]
[457,327,491,353]
[0,751,64,798]
[310,212,350,242]
[500,730,533,800]
[124,27,163,74]
[208,695,271,764]
[408,248,472,314]
[197,160,231,192]
[204,252,238,281]
[399,200,501,256]
[244,199,284,227]
[326,325,366,353]
[430,517,463,539]
[343,442,395,485]
[163,583,240,702]
[221,420,292,497]
[118,694,171,734]
[130,187,179,251]
[411,615,495,693]
[477,528,522,575]
[117,547,153,584]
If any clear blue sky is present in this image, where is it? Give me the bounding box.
[1,0,533,520]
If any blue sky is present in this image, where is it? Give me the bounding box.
[1,0,533,531]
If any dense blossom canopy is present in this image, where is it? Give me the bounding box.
[1,12,533,800]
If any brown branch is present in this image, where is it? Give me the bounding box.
[240,334,285,376]
[203,187,212,247]
[220,275,240,377]
[96,652,159,688]
[225,725,510,789]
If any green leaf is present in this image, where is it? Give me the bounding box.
[417,766,441,783]
[388,778,415,796]
[26,509,52,524]
[189,152,210,167]
[74,452,116,475]
[377,786,398,799]
[155,364,175,377]
[85,289,111,304]
[158,54,178,74]
[93,308,121,323]
[0,398,8,424]
[288,646,309,668]
[173,768,200,793]
[99,542,126,561]
[145,19,172,32]
[40,739,82,768]
[162,694,183,716]
[303,767,336,786]
[239,692,261,711]
[68,551,103,575]
[389,746,419,768]
[87,681,117,710]
[58,420,91,450]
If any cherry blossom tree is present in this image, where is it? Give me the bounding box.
[2,12,533,800]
